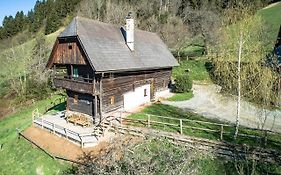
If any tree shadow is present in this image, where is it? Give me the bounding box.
[46,102,66,113]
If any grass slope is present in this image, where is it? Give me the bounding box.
[128,103,281,150]
[257,2,281,41]
[169,59,210,101]
[167,92,194,101]
[127,104,281,174]
[0,96,69,175]
[172,59,210,82]
[0,29,63,96]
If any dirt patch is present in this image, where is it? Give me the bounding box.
[22,126,112,160]
[0,99,13,120]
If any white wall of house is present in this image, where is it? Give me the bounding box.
[123,84,150,111]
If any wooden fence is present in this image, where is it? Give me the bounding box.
[121,113,281,146]
[32,111,98,148]
[107,123,281,164]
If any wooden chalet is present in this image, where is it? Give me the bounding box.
[46,14,178,124]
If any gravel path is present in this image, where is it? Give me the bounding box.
[163,84,281,132]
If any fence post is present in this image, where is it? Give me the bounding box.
[264,130,268,146]
[180,119,183,135]
[41,117,44,129]
[220,125,224,140]
[79,134,84,148]
[120,111,122,125]
[65,128,68,140]
[147,114,151,127]
[32,112,34,125]
[52,123,55,134]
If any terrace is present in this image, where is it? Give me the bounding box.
[32,110,110,148]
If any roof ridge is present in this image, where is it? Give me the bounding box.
[74,16,158,36]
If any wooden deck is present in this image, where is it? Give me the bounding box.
[33,111,101,148]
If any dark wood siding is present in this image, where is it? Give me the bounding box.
[53,39,87,65]
[101,68,172,112]
[66,90,94,116]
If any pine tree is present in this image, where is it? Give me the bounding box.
[45,7,61,35]
[14,11,27,33]
[2,15,16,37]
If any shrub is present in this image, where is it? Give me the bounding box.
[174,74,192,93]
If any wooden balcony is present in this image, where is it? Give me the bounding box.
[53,77,100,94]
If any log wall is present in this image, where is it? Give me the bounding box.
[66,90,94,116]
[101,68,172,113]
[52,39,87,65]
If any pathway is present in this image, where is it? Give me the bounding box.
[163,84,281,132]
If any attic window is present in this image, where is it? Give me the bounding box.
[110,96,115,105]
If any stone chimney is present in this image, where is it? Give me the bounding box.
[125,12,134,51]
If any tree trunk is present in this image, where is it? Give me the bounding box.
[234,32,243,140]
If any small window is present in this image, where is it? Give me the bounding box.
[144,89,147,97]
[68,45,72,50]
[110,96,115,105]
[73,66,78,78]
[74,95,78,104]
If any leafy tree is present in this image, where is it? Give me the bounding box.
[174,74,193,93]
[211,12,279,138]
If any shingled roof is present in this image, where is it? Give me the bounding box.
[58,17,178,72]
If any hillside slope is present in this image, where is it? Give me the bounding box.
[0,29,63,96]
[257,1,281,41]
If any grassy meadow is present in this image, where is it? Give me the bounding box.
[257,1,281,40]
[0,95,69,175]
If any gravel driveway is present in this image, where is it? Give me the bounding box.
[163,84,281,132]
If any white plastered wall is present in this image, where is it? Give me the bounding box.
[123,84,150,111]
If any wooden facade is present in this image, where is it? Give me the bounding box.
[50,37,172,122]
[47,17,178,123]
[48,37,87,66]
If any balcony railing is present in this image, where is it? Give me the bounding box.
[53,77,100,94]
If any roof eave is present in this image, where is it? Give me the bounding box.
[94,65,177,74]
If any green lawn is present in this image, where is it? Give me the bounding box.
[127,103,281,150]
[257,2,281,40]
[172,45,205,58]
[173,59,210,82]
[167,92,194,101]
[0,95,69,175]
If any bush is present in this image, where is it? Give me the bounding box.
[174,74,192,93]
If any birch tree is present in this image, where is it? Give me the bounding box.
[234,32,243,139]
[211,12,278,139]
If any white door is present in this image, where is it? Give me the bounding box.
[123,84,151,111]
